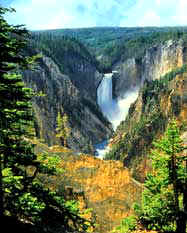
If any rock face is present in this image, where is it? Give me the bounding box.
[107,39,187,182]
[108,68,187,182]
[23,54,113,152]
[112,58,142,98]
[113,39,187,98]
[59,51,102,103]
[57,152,143,233]
[33,142,143,233]
[142,39,187,81]
[23,38,187,156]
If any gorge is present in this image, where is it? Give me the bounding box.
[22,28,187,232]
[2,3,187,232]
[23,28,187,156]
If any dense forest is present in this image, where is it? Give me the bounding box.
[29,32,102,72]
[32,26,187,70]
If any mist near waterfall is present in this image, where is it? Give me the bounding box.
[111,89,139,129]
[96,73,139,158]
[97,73,139,130]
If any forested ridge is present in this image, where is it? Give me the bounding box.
[29,33,102,72]
[31,26,187,70]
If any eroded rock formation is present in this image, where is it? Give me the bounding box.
[23,54,113,152]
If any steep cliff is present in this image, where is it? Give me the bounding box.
[113,39,187,98]
[106,38,187,182]
[107,65,187,182]
[23,49,113,152]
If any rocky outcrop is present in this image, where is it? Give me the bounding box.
[23,54,113,152]
[49,149,142,233]
[142,39,187,81]
[112,58,142,98]
[107,69,187,182]
[105,39,187,182]
[113,39,187,98]
[32,142,144,233]
[64,54,102,102]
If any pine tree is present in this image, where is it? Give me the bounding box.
[0,6,37,218]
[56,112,71,147]
[138,121,187,232]
[0,6,90,232]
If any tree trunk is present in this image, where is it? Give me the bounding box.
[176,211,186,233]
[179,159,187,233]
[176,159,187,233]
[171,153,180,212]
[0,157,4,218]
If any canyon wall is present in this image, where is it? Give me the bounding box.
[108,39,187,182]
[113,39,187,98]
[23,54,113,152]
[23,38,187,155]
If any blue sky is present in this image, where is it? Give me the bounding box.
[3,0,187,30]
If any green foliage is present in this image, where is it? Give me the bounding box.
[136,121,187,232]
[102,29,187,68]
[56,112,71,147]
[0,6,91,232]
[65,200,80,215]
[2,168,23,193]
[37,152,64,174]
[32,27,187,71]
[112,216,137,233]
[142,64,187,103]
[106,65,186,165]
[17,192,45,220]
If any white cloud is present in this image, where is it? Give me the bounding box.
[119,0,185,27]
[44,10,97,29]
[5,0,137,29]
[155,0,161,6]
[5,0,187,29]
[138,11,161,27]
[172,0,187,25]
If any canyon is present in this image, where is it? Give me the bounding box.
[22,29,187,232]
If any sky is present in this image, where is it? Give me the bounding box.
[2,0,187,30]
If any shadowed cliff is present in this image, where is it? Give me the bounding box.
[23,35,113,152]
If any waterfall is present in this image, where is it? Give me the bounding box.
[96,72,139,158]
[97,73,113,109]
[97,73,117,124]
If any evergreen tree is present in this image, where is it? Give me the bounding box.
[138,121,187,232]
[0,5,36,218]
[0,6,90,232]
[56,112,71,147]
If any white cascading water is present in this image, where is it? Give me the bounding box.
[96,72,139,158]
[97,73,118,124]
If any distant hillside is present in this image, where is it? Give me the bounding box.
[29,33,100,72]
[32,27,187,67]
[32,26,187,52]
